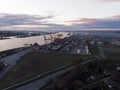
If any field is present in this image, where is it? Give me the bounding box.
[102,43,120,59]
[88,45,99,56]
[0,52,90,89]
[102,41,120,49]
[104,52,120,59]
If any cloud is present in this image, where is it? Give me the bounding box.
[0,13,70,31]
[0,13,120,31]
[67,15,120,29]
[0,13,53,27]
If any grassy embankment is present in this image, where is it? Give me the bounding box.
[0,52,91,89]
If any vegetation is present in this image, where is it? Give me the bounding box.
[88,45,99,56]
[103,42,120,59]
[41,59,118,90]
[0,52,90,89]
[104,52,120,59]
[103,41,120,49]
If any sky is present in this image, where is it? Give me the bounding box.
[0,0,120,31]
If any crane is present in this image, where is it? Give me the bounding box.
[43,34,50,45]
[50,34,54,42]
[57,33,63,39]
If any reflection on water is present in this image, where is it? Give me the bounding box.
[0,32,68,51]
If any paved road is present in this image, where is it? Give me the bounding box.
[3,45,104,90]
[11,57,100,90]
[15,66,73,90]
[12,44,106,90]
[0,49,32,79]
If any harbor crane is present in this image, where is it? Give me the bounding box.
[57,33,63,39]
[50,34,54,42]
[43,34,50,45]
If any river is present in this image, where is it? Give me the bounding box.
[0,32,68,52]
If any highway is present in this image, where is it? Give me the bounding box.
[2,42,106,90]
[15,66,73,90]
[5,56,101,90]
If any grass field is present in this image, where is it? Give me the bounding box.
[88,45,99,56]
[102,42,120,49]
[104,52,120,59]
[0,52,90,89]
[103,43,120,59]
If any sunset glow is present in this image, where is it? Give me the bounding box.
[0,0,119,31]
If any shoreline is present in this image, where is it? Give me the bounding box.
[0,37,10,40]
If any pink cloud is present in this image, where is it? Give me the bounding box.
[111,15,120,19]
[66,18,97,25]
[65,15,120,29]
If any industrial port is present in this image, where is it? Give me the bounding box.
[0,31,119,90]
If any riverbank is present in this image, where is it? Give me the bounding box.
[0,32,68,52]
[0,37,10,40]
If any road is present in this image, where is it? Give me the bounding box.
[15,66,73,90]
[4,56,101,90]
[0,49,32,79]
[2,45,105,90]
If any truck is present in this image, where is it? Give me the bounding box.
[0,61,5,70]
[0,61,8,71]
